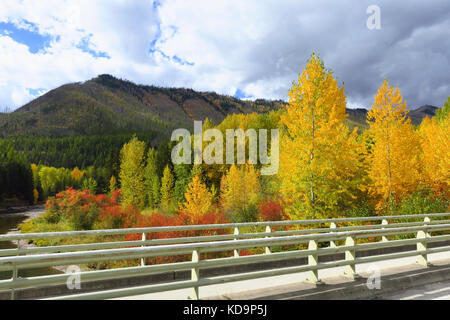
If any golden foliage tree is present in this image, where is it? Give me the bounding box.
[220,164,261,215]
[70,167,85,183]
[33,188,39,204]
[31,163,39,188]
[109,175,117,193]
[418,116,450,198]
[119,137,147,209]
[365,80,421,211]
[279,54,363,219]
[180,175,213,219]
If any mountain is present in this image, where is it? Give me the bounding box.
[0,74,284,139]
[346,108,371,130]
[408,105,439,125]
[0,75,439,138]
[345,104,439,129]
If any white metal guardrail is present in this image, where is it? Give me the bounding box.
[0,213,449,300]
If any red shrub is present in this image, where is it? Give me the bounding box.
[96,205,141,230]
[44,188,133,230]
[240,249,255,256]
[176,210,230,236]
[126,210,231,264]
[45,188,234,265]
[257,199,286,222]
[125,213,182,241]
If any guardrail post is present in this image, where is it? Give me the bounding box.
[265,226,272,254]
[233,227,240,257]
[381,219,388,242]
[191,249,200,300]
[11,240,20,300]
[305,239,322,284]
[329,222,337,247]
[10,266,17,300]
[343,236,359,279]
[416,217,431,267]
[140,232,146,267]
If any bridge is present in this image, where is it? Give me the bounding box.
[0,212,449,300]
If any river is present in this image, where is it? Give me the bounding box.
[0,206,63,280]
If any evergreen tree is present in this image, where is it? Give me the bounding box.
[81,177,97,194]
[144,148,161,208]
[435,96,450,123]
[174,164,191,204]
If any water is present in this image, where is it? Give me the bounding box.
[0,208,63,280]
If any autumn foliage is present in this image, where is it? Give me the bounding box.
[124,209,230,264]
[365,80,422,211]
[21,53,450,270]
[44,188,140,230]
[279,54,363,220]
[257,199,286,221]
[179,175,213,220]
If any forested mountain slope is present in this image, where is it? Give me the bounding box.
[0,74,284,138]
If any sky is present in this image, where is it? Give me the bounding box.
[0,0,449,111]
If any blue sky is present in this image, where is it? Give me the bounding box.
[0,21,52,54]
[0,0,449,111]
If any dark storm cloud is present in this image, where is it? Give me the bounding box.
[238,0,450,108]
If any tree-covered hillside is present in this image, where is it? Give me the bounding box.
[0,74,285,138]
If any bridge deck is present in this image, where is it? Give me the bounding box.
[112,251,450,300]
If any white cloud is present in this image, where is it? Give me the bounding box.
[0,0,449,111]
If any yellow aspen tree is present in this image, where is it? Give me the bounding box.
[70,167,85,183]
[366,80,421,212]
[242,164,261,209]
[419,116,450,198]
[180,175,213,219]
[220,164,261,215]
[279,54,363,220]
[33,188,39,204]
[31,163,39,189]
[109,175,117,193]
[160,165,175,211]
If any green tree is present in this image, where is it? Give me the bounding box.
[435,96,450,123]
[119,137,146,209]
[144,148,161,208]
[174,164,191,204]
[0,142,34,204]
[160,165,175,211]
[81,177,98,194]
